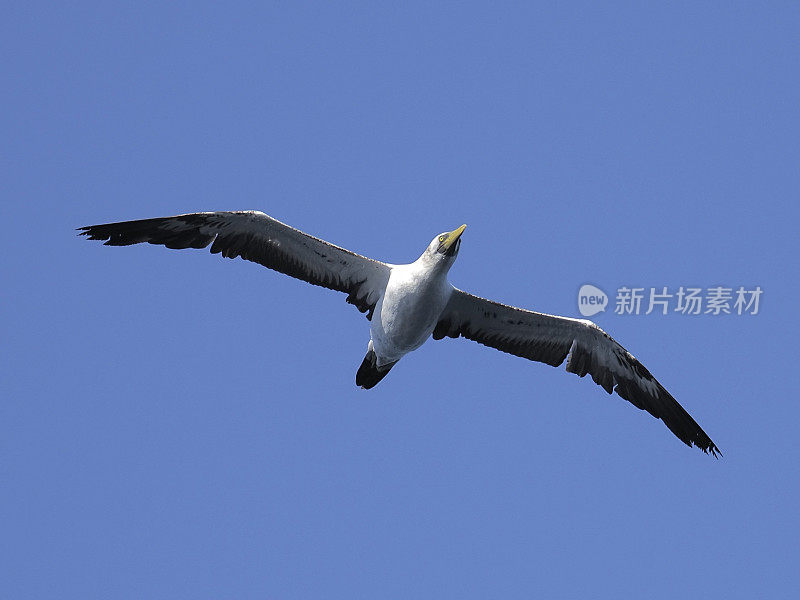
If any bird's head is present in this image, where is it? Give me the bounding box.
[419,224,466,268]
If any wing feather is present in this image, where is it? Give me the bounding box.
[435,288,719,455]
[78,211,390,319]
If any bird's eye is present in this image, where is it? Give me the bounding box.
[438,235,446,243]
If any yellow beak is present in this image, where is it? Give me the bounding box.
[441,224,467,251]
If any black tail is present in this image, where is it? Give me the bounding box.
[356,348,396,389]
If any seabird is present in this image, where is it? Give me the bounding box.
[79,210,719,455]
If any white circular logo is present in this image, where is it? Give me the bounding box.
[577,284,608,317]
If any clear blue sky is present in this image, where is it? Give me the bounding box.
[3,2,798,598]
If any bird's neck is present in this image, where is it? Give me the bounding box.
[412,253,452,276]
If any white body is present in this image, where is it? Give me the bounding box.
[370,259,454,366]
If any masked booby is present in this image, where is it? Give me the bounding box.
[79,211,719,455]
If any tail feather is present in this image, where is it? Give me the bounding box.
[356,349,396,389]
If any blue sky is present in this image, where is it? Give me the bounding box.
[3,2,799,598]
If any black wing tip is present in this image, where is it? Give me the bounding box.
[672,411,720,458]
[698,439,722,458]
[607,359,721,458]
[77,217,218,249]
[662,407,722,458]
[659,387,722,458]
[77,225,109,241]
[77,225,129,245]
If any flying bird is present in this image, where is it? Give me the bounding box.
[79,211,719,455]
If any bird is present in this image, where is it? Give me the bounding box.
[79,210,719,456]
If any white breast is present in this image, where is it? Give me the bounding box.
[370,263,453,364]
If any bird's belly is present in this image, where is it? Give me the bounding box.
[371,274,449,362]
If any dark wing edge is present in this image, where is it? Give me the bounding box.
[78,211,390,319]
[434,288,720,456]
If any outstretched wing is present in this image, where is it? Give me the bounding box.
[78,211,390,319]
[434,288,719,455]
